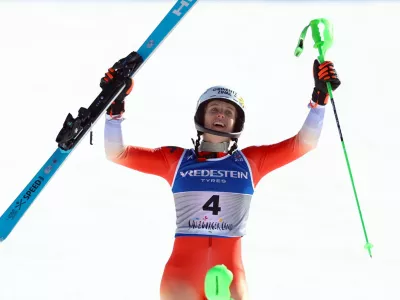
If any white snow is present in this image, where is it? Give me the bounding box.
[0,1,398,299]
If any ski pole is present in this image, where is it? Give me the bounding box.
[294,18,373,258]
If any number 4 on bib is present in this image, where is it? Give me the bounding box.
[202,195,221,215]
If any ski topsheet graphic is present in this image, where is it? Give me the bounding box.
[0,0,198,243]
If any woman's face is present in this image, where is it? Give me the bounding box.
[203,100,237,135]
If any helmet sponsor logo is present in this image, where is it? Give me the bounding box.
[238,96,245,108]
[213,87,237,98]
[208,87,244,109]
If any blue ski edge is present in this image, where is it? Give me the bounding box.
[0,0,198,243]
[0,149,69,241]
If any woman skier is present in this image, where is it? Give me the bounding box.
[103,53,341,300]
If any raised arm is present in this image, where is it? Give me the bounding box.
[242,59,341,186]
[100,54,184,185]
[242,105,325,186]
[104,116,184,185]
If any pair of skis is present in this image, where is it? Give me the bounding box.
[0,0,198,243]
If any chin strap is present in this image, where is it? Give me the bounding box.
[199,141,230,153]
[191,132,239,160]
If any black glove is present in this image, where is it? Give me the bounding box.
[311,59,341,106]
[101,51,143,117]
[105,77,133,117]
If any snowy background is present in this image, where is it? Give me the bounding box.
[0,1,399,299]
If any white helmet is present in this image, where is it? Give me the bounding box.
[194,85,245,139]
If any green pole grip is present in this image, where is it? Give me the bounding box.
[309,19,334,99]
